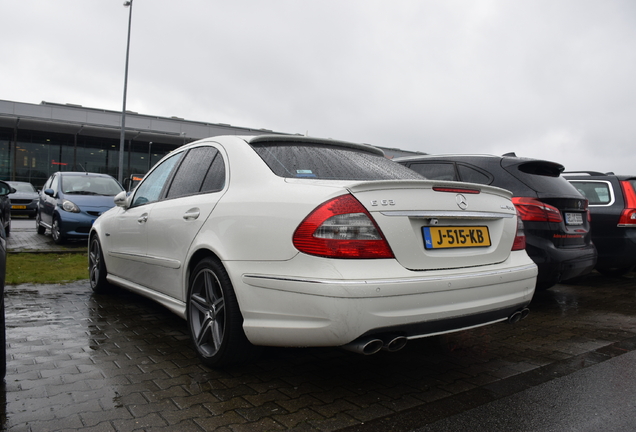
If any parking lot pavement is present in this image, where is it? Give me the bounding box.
[2,239,636,431]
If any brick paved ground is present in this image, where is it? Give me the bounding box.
[1,268,635,431]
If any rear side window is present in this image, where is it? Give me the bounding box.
[407,163,456,180]
[166,147,225,198]
[457,164,492,185]
[252,144,423,180]
[569,180,613,205]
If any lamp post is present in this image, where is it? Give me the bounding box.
[118,0,134,184]
[148,141,152,171]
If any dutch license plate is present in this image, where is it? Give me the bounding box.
[423,226,491,249]
[565,212,583,225]
[11,205,26,209]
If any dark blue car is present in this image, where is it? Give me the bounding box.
[36,172,124,244]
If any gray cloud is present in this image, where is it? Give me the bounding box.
[2,0,635,173]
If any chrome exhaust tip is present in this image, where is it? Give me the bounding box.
[382,335,408,352]
[342,338,384,355]
[508,307,530,324]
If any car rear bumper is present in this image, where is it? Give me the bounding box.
[227,251,537,347]
[593,229,636,270]
[527,241,597,285]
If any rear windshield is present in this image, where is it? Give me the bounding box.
[502,160,579,196]
[251,143,424,181]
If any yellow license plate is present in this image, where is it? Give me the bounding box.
[423,226,491,249]
[11,205,27,209]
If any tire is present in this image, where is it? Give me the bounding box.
[89,235,111,293]
[51,216,65,245]
[36,213,46,235]
[187,257,257,368]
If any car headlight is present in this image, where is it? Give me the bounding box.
[61,199,81,213]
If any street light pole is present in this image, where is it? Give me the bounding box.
[118,0,134,184]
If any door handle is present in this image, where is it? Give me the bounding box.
[183,208,200,220]
[137,214,148,223]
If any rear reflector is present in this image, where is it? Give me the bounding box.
[293,194,394,259]
[618,181,636,227]
[512,197,563,223]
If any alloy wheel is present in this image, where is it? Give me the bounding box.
[189,268,226,358]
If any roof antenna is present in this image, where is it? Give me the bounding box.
[79,164,88,174]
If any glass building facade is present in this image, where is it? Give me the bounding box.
[0,100,420,190]
[0,127,173,189]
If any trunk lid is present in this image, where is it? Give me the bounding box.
[347,180,518,271]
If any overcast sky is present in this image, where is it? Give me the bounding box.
[2,0,635,173]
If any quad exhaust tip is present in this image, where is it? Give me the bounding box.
[342,335,408,355]
[508,307,530,324]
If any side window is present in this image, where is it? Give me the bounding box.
[50,175,59,194]
[570,181,612,205]
[201,152,226,193]
[132,152,183,207]
[166,147,223,199]
[407,163,457,181]
[42,176,53,190]
[457,164,492,185]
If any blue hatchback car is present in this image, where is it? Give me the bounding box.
[36,172,124,244]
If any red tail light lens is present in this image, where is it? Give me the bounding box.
[512,197,563,223]
[293,194,394,259]
[512,209,526,251]
[618,180,636,227]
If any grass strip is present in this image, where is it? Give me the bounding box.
[6,253,88,285]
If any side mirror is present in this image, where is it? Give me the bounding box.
[44,188,55,197]
[0,181,10,196]
[114,191,130,208]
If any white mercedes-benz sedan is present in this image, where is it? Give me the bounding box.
[89,135,537,367]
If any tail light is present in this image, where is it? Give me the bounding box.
[618,180,636,227]
[512,209,526,251]
[293,194,394,259]
[512,197,563,223]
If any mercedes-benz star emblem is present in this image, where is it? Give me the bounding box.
[456,194,468,210]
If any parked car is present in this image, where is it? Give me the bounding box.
[395,153,597,290]
[0,181,10,379]
[564,171,636,276]
[7,181,39,219]
[89,135,537,368]
[37,172,124,244]
[0,181,12,237]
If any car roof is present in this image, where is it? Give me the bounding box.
[56,171,115,178]
[182,134,386,157]
[563,171,636,181]
[394,153,565,171]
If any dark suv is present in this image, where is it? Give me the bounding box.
[563,172,636,276]
[395,153,597,290]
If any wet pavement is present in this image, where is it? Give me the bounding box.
[2,222,636,431]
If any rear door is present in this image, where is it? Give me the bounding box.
[142,144,227,300]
